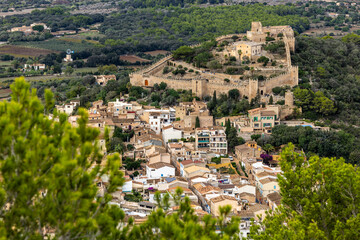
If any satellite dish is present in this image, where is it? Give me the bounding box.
[66,49,72,55]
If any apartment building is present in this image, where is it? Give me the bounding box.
[248,106,280,133]
[195,127,227,154]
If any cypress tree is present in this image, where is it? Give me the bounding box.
[195,116,200,128]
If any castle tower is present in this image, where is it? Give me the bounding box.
[192,78,206,99]
[251,22,263,33]
[247,22,266,42]
[290,66,299,86]
[248,79,259,100]
[285,91,294,107]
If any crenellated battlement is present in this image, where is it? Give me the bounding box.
[130,22,298,100]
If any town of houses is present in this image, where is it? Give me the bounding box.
[55,80,328,238]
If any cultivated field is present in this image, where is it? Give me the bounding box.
[120,55,151,63]
[73,67,98,73]
[0,45,55,57]
[0,74,78,83]
[77,31,105,39]
[0,61,11,67]
[0,88,11,99]
[303,26,360,37]
[0,8,44,17]
[14,37,95,52]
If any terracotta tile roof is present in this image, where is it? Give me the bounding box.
[162,125,173,130]
[263,166,274,171]
[168,186,193,194]
[239,192,255,197]
[218,184,235,189]
[181,160,203,166]
[89,113,101,118]
[236,184,254,188]
[168,143,183,149]
[261,110,276,116]
[193,183,205,190]
[174,176,188,182]
[259,178,277,185]
[193,184,221,195]
[132,181,144,185]
[235,144,251,150]
[248,108,262,113]
[248,204,269,212]
[210,195,237,203]
[267,191,281,204]
[147,162,174,169]
[200,185,221,195]
[256,171,277,178]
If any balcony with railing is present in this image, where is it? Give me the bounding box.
[198,144,209,148]
[197,133,210,137]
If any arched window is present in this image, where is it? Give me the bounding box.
[144,80,149,86]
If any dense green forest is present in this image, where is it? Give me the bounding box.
[0,4,310,68]
[0,7,104,31]
[292,35,360,125]
[100,4,309,50]
[251,144,360,240]
[261,125,357,164]
[62,4,310,66]
[30,69,131,108]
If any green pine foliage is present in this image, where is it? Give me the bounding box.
[262,125,355,163]
[251,143,360,240]
[208,89,251,118]
[0,77,125,239]
[101,4,310,50]
[292,35,360,124]
[129,189,240,240]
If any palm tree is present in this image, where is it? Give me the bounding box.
[263,144,275,154]
[237,49,242,58]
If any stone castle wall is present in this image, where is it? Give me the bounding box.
[130,22,298,100]
[258,66,298,94]
[131,66,297,100]
[130,72,256,99]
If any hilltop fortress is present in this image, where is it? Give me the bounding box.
[130,22,298,100]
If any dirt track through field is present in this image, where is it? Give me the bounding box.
[0,45,56,57]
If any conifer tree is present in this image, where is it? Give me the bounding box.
[195,116,200,128]
[250,143,360,239]
[269,95,274,105]
[128,189,240,240]
[213,91,217,105]
[0,77,125,239]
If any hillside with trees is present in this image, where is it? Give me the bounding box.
[292,35,360,125]
[251,144,360,240]
[100,4,310,51]
[1,79,359,239]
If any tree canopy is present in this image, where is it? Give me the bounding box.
[0,77,124,239]
[251,144,360,240]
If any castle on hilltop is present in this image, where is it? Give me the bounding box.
[130,22,298,100]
